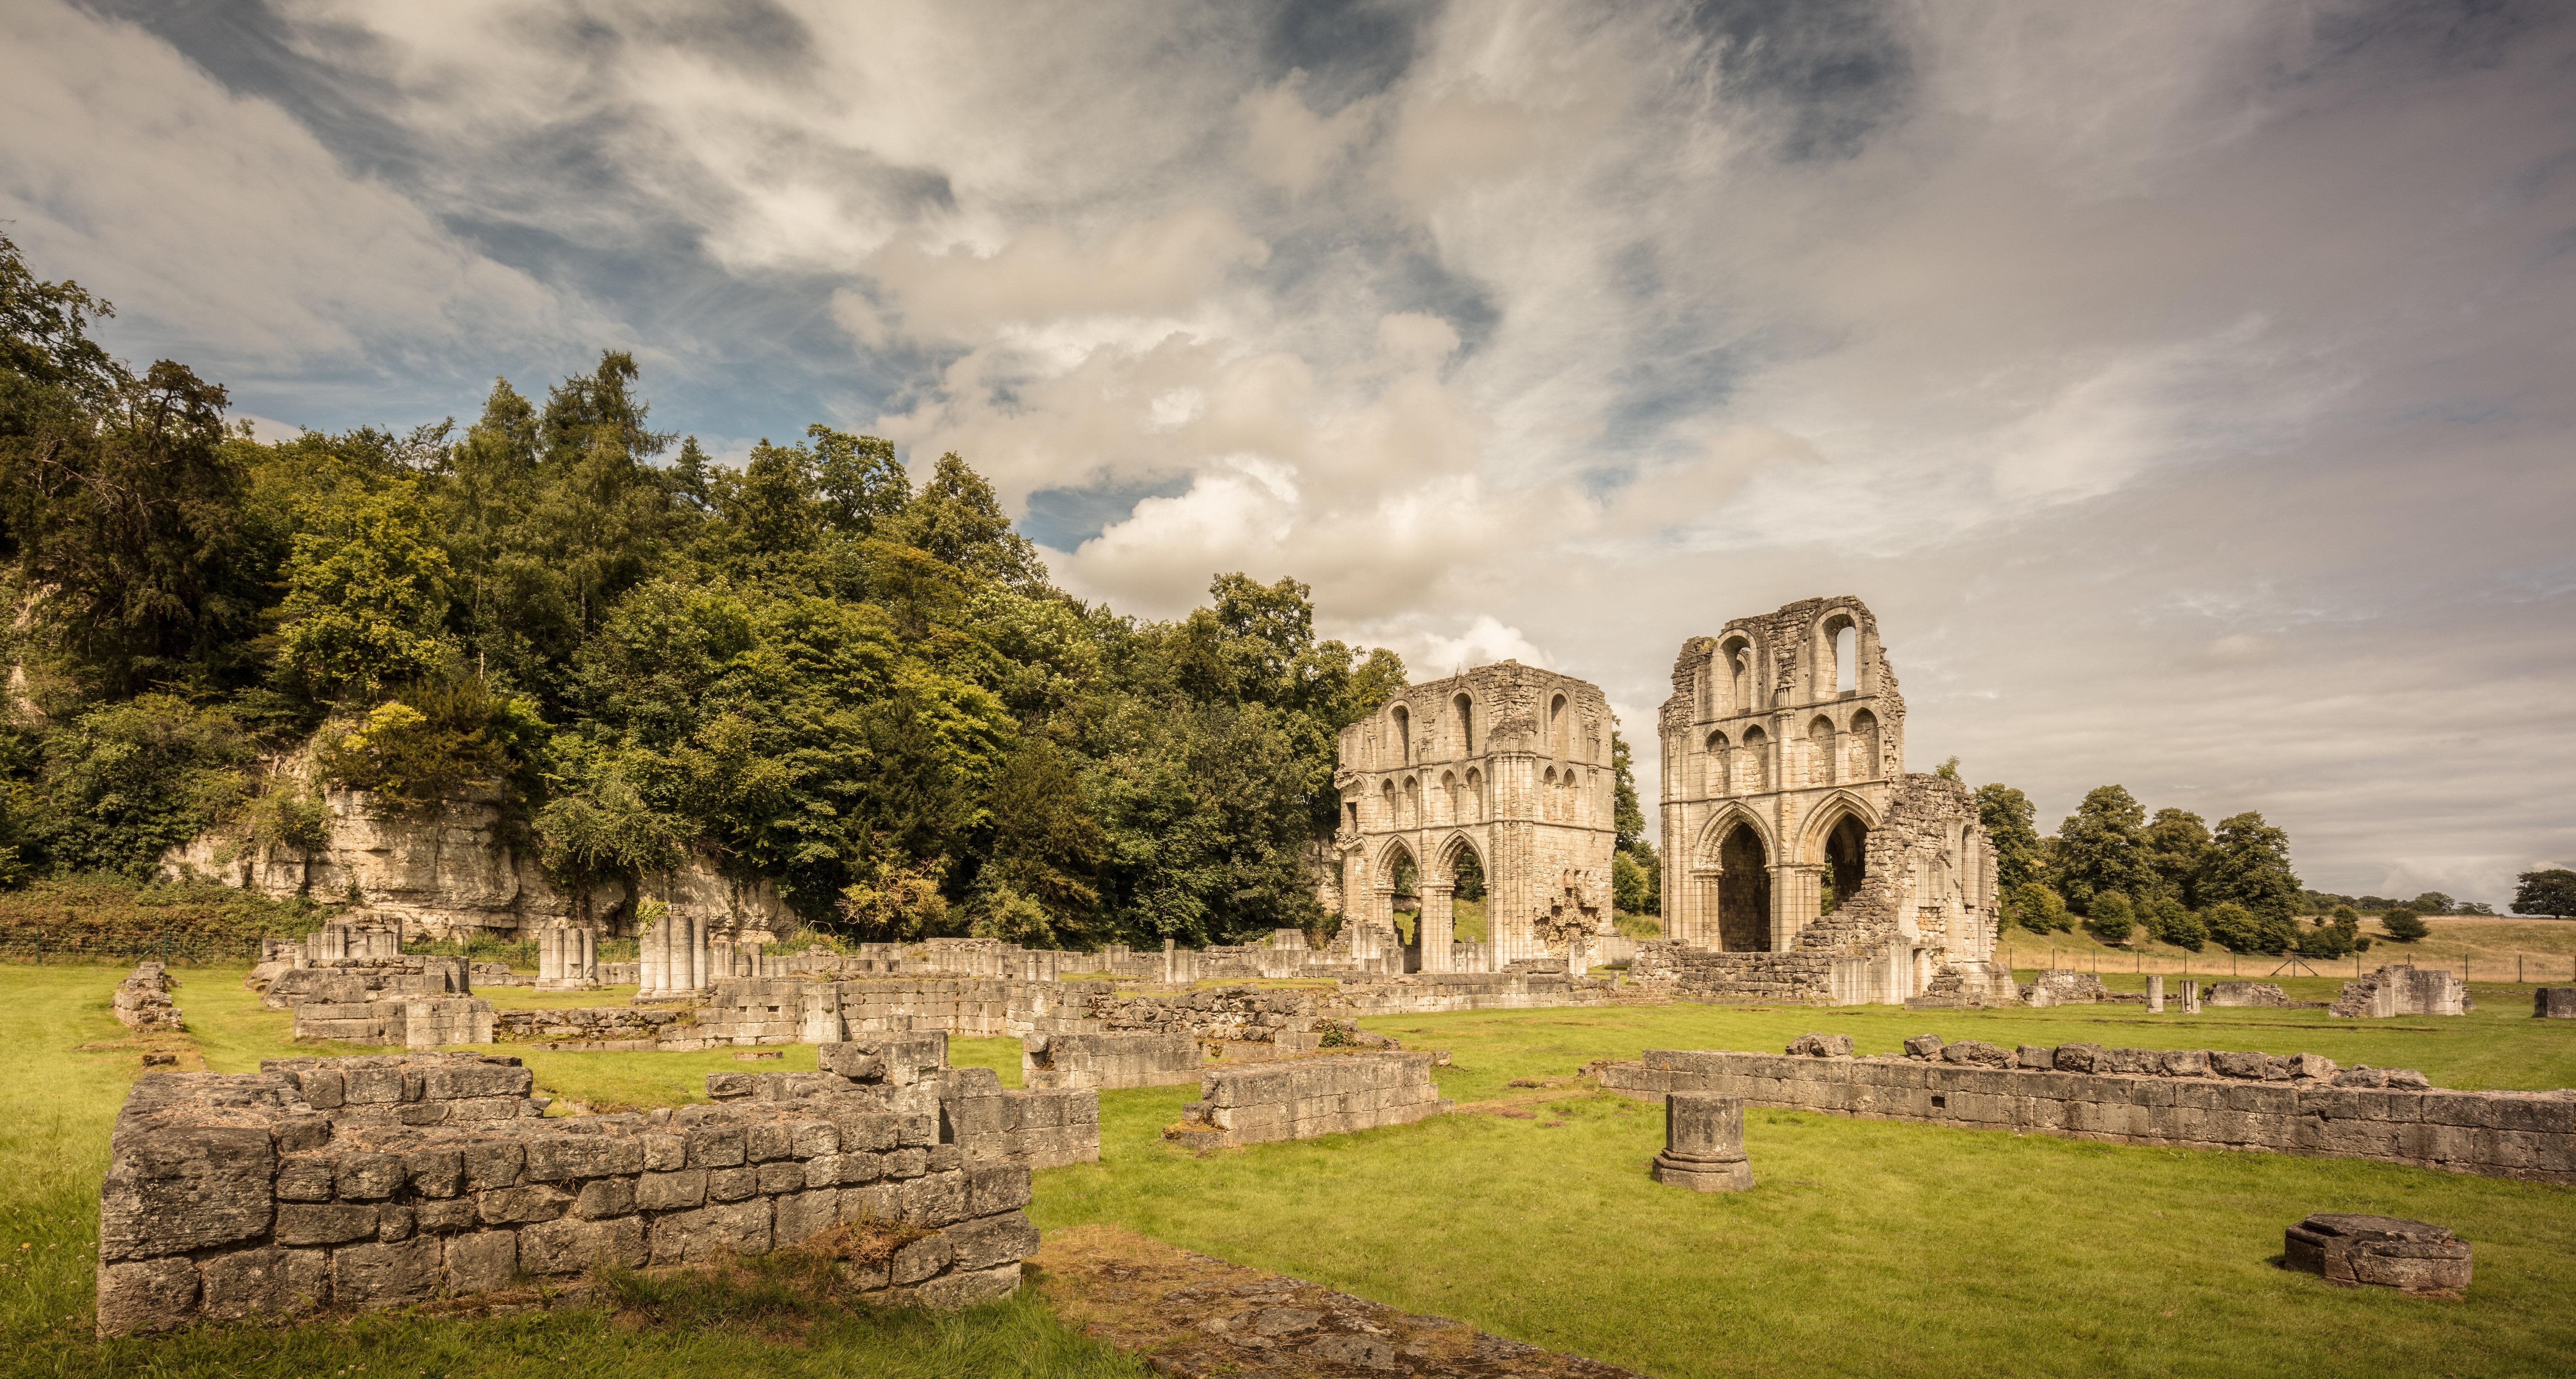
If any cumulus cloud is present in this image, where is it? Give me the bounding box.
[17,0,2576,900]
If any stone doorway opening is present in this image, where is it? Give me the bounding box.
[1718,824,1771,951]
[1822,815,1868,915]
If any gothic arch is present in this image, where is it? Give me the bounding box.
[1794,789,1884,862]
[1692,801,1775,865]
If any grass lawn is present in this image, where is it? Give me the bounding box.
[8,960,2575,1376]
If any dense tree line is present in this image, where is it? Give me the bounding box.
[1970,781,2344,956]
[0,235,1407,946]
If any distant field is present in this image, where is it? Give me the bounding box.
[2001,913,2576,986]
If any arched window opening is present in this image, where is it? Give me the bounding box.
[1717,823,1771,952]
[1848,709,1879,781]
[1440,770,1459,825]
[1463,768,1484,820]
[1548,693,1568,757]
[1379,778,1397,827]
[1705,731,1731,796]
[1835,625,1858,693]
[1452,693,1474,756]
[1390,705,1411,765]
[1719,637,1754,714]
[1740,724,1769,793]
[1344,800,1359,834]
[1403,775,1422,829]
[1541,766,1558,820]
[1821,815,1868,916]
[1808,716,1837,786]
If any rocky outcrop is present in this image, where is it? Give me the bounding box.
[161,785,790,941]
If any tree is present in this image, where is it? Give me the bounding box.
[29,694,251,879]
[2052,785,2155,913]
[808,426,910,536]
[2007,881,2070,933]
[2139,894,2205,951]
[1974,783,2045,893]
[1611,731,1659,914]
[2085,891,2136,944]
[2512,869,2576,918]
[2408,891,2456,916]
[2204,900,2298,955]
[2141,808,2213,909]
[2380,910,2430,943]
[275,478,457,701]
[890,452,1045,592]
[2203,812,2302,923]
[2300,911,2361,959]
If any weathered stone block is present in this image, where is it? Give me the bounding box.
[572,1178,636,1220]
[966,1163,1032,1217]
[914,1261,1020,1309]
[774,1188,839,1247]
[524,1134,643,1182]
[96,1257,200,1336]
[519,1215,646,1275]
[444,1231,517,1293]
[99,1121,276,1261]
[274,1203,378,1247]
[636,1169,706,1211]
[2284,1213,2471,1294]
[477,1184,572,1226]
[890,1231,953,1285]
[948,1210,1040,1270]
[333,1236,443,1309]
[199,1246,328,1322]
[649,1199,772,1265]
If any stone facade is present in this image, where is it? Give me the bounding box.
[1597,1041,2576,1183]
[1654,598,2004,1005]
[2332,965,2473,1017]
[1165,1052,1451,1149]
[96,1043,1053,1336]
[1330,663,1619,973]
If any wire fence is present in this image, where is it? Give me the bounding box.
[2002,942,2576,986]
[0,934,272,968]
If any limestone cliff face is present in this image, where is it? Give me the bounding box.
[160,785,792,940]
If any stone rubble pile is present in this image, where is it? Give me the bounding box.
[112,961,184,1031]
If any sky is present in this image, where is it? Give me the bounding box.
[3,0,2571,904]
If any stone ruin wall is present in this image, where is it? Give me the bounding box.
[1165,1051,1453,1149]
[1022,1032,1204,1090]
[96,1038,1087,1337]
[1599,1042,2576,1184]
[2332,965,2474,1018]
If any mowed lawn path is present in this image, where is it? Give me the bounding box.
[5,962,2574,1376]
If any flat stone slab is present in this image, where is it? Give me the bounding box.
[1034,1223,1644,1378]
[2283,1214,2471,1296]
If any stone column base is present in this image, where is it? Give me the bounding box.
[1650,1151,1754,1192]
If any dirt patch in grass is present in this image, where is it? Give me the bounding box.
[1032,1222,1642,1378]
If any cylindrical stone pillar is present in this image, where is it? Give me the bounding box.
[2181,979,2202,1014]
[1652,1092,1754,1192]
[1420,882,1454,973]
[2146,974,2164,1013]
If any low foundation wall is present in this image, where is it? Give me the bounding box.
[96,1042,1045,1336]
[1022,1032,1201,1090]
[291,998,496,1049]
[261,957,472,1012]
[1322,971,1613,1016]
[1597,1043,2576,1183]
[493,1006,694,1049]
[1166,1052,1451,1149]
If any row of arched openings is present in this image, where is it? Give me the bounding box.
[1379,690,1583,767]
[1375,769,1487,829]
[1702,807,1872,953]
[1700,617,1862,719]
[1703,710,1879,795]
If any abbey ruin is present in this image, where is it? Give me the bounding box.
[1328,663,1620,973]
[1648,597,2012,1006]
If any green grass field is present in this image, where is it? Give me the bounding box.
[6,961,2574,1376]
